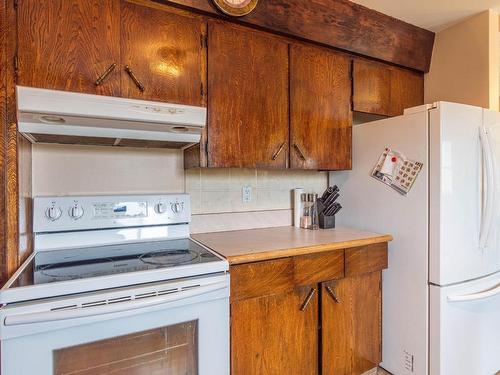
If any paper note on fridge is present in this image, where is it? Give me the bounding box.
[371,148,423,196]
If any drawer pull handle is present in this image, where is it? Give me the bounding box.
[293,143,307,161]
[326,285,340,303]
[300,288,316,311]
[272,142,286,160]
[125,65,145,92]
[95,63,116,86]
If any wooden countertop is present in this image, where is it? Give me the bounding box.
[193,226,392,265]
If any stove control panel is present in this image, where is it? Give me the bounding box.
[33,194,191,233]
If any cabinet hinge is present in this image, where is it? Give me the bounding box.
[200,82,204,97]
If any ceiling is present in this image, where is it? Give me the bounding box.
[350,0,500,31]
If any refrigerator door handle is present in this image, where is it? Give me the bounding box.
[447,282,500,302]
[479,125,495,249]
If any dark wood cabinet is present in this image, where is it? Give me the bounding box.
[353,59,424,117]
[229,243,388,375]
[18,0,206,106]
[18,0,121,96]
[120,2,206,106]
[206,21,289,169]
[389,68,424,116]
[321,272,382,375]
[290,44,352,170]
[352,60,391,116]
[231,286,319,375]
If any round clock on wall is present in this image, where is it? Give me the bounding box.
[212,0,259,16]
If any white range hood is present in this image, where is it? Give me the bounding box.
[16,86,207,148]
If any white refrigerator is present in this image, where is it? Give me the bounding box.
[331,102,500,375]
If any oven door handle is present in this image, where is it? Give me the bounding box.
[4,281,228,326]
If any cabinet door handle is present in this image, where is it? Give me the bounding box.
[125,65,145,92]
[272,142,286,160]
[293,143,307,161]
[300,288,316,311]
[325,285,340,303]
[95,63,116,86]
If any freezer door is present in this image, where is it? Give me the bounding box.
[430,271,500,375]
[429,102,487,286]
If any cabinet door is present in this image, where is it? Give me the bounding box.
[207,21,289,168]
[121,2,206,105]
[389,67,424,116]
[290,44,351,170]
[231,286,318,375]
[18,0,120,95]
[322,272,382,375]
[352,60,391,116]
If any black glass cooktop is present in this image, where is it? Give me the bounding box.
[12,239,221,287]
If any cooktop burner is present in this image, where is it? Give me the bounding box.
[12,239,221,287]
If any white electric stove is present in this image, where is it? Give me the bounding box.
[0,194,229,375]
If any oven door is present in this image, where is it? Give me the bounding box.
[0,273,229,375]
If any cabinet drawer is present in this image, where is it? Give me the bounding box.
[293,249,344,285]
[345,242,388,276]
[230,258,295,301]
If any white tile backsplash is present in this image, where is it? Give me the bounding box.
[187,168,327,214]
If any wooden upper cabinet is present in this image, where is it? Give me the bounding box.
[353,59,424,117]
[207,21,289,168]
[17,0,121,95]
[321,272,382,375]
[389,67,424,116]
[120,2,206,106]
[231,285,319,375]
[290,44,352,170]
[352,60,391,116]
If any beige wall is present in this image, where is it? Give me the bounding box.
[32,144,327,232]
[425,10,499,110]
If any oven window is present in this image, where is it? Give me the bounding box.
[53,321,198,374]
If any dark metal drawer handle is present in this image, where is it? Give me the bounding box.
[95,63,116,86]
[125,65,145,92]
[326,285,340,303]
[300,288,316,311]
[272,142,286,160]
[293,143,307,161]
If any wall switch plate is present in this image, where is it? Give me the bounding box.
[242,186,252,203]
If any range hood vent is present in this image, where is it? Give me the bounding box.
[16,86,207,149]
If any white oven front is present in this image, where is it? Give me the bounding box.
[0,273,229,375]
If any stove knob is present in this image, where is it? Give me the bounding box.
[45,206,62,221]
[69,204,84,220]
[155,202,168,214]
[171,202,184,214]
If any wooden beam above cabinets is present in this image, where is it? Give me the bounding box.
[153,0,435,72]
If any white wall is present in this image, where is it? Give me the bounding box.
[425,10,499,110]
[32,144,328,232]
[33,144,185,195]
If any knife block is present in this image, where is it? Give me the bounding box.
[319,213,335,229]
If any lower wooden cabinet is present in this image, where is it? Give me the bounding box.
[321,272,382,375]
[231,285,319,375]
[229,244,387,375]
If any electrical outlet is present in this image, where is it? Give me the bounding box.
[242,186,252,203]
